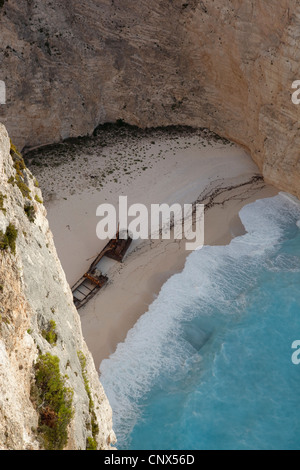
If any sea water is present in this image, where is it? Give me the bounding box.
[100,193,300,450]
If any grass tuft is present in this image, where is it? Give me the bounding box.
[31,353,74,450]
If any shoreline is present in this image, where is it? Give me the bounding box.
[26,128,278,370]
[82,178,277,371]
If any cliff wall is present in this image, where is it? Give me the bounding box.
[0,1,299,196]
[0,123,116,450]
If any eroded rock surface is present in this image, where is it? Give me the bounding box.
[0,1,299,194]
[0,124,116,450]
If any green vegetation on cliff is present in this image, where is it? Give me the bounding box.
[31,353,74,450]
[42,320,58,347]
[78,351,99,450]
[9,141,32,200]
[0,193,7,214]
[0,223,18,255]
[24,203,36,223]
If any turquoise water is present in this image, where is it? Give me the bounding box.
[100,193,300,450]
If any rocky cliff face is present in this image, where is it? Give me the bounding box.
[0,0,299,197]
[0,124,115,450]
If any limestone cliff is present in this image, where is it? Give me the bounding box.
[0,0,299,197]
[0,123,116,450]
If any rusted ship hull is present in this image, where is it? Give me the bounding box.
[72,231,132,309]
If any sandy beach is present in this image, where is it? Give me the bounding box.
[25,126,278,370]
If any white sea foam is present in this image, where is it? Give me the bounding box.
[100,194,300,446]
[279,191,300,207]
[265,254,300,273]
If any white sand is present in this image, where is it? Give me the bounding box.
[27,128,278,369]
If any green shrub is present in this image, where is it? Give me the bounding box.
[31,353,74,450]
[0,193,7,214]
[78,351,99,449]
[9,141,32,200]
[35,194,43,204]
[10,140,23,159]
[42,320,58,346]
[24,204,35,222]
[8,174,32,200]
[0,223,18,254]
[86,437,98,451]
[15,175,32,200]
[0,231,8,251]
[5,223,17,254]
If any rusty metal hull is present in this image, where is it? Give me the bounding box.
[72,232,132,309]
[104,237,133,262]
[72,274,108,310]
